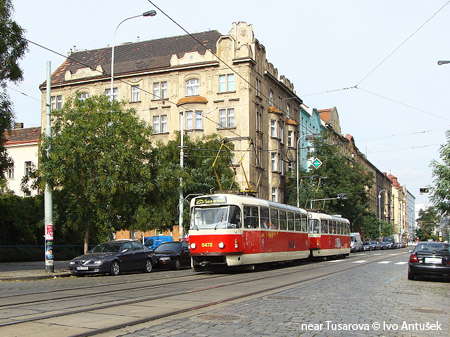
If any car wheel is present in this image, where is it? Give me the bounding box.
[144,259,153,273]
[408,272,415,280]
[110,261,120,276]
[173,259,181,270]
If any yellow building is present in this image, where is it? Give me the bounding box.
[40,22,302,202]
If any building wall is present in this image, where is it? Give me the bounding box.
[40,22,302,202]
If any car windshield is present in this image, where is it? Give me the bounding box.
[89,242,122,253]
[155,242,181,253]
[415,243,450,253]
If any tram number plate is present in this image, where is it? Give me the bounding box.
[424,257,442,264]
[76,266,89,270]
[202,243,213,248]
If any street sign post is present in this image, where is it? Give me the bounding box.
[312,158,322,169]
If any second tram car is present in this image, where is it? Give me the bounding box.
[189,194,351,271]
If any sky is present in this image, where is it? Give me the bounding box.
[8,0,450,207]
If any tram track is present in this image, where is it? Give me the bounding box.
[0,250,409,336]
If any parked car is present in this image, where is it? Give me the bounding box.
[370,241,379,250]
[69,240,154,276]
[144,235,173,251]
[153,241,191,270]
[408,242,450,280]
[379,242,387,250]
[362,242,373,251]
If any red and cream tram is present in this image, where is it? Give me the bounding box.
[188,194,350,271]
[308,212,351,258]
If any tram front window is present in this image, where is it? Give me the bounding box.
[191,205,241,230]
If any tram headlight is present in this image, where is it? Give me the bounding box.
[190,243,196,250]
[235,239,238,249]
[218,242,225,249]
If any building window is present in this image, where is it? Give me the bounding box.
[271,153,276,171]
[24,161,33,176]
[256,106,262,132]
[51,95,63,111]
[186,79,199,96]
[288,131,293,148]
[279,154,284,175]
[219,74,234,92]
[131,86,139,102]
[105,88,118,101]
[161,115,167,133]
[269,90,273,106]
[271,120,276,138]
[79,92,89,101]
[255,78,261,97]
[7,163,14,179]
[153,116,160,133]
[153,81,168,99]
[219,108,234,128]
[280,124,284,144]
[195,111,202,129]
[286,104,290,119]
[271,187,277,202]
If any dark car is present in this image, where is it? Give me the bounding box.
[69,240,154,276]
[408,242,450,280]
[362,242,372,251]
[379,242,387,250]
[153,241,191,270]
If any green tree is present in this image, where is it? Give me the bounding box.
[0,0,28,180]
[39,94,154,252]
[416,206,441,241]
[135,134,236,234]
[430,130,450,215]
[285,134,375,236]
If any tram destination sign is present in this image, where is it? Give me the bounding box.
[195,195,227,205]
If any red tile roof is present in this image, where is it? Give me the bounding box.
[46,30,223,87]
[4,127,41,146]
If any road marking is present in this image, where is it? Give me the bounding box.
[384,272,404,285]
[379,261,392,264]
[352,260,366,264]
[374,253,382,256]
[395,262,408,265]
[328,260,344,263]
[389,253,399,256]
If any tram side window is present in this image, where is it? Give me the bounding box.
[287,212,295,231]
[301,215,308,232]
[309,219,320,234]
[270,209,279,230]
[321,220,328,234]
[260,207,270,229]
[229,205,242,228]
[337,222,342,235]
[279,211,287,230]
[244,206,259,228]
[294,213,301,231]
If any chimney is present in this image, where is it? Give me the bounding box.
[14,123,24,129]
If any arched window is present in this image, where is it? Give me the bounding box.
[186,79,199,96]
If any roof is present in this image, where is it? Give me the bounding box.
[4,127,41,146]
[47,30,223,86]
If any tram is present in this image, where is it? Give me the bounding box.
[308,212,351,258]
[188,193,350,272]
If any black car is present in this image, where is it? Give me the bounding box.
[69,240,154,276]
[362,242,372,251]
[153,241,191,270]
[408,242,450,280]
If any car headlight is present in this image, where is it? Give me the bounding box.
[93,260,103,265]
[69,261,75,265]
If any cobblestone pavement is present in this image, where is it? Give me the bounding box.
[117,254,449,337]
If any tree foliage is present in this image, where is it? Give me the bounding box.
[285,134,376,236]
[430,129,450,215]
[40,94,154,252]
[0,0,28,180]
[135,134,237,233]
[415,206,441,241]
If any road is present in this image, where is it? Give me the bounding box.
[0,248,448,337]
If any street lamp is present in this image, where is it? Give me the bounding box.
[437,60,450,65]
[296,133,317,207]
[378,189,386,237]
[110,10,157,97]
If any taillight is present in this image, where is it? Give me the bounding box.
[409,254,419,263]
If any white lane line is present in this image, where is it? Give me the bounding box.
[395,262,408,265]
[353,260,367,264]
[379,261,392,264]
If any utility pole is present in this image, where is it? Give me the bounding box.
[178,111,184,241]
[44,61,54,273]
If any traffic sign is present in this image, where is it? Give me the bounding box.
[312,158,322,169]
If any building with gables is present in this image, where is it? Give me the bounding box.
[40,22,304,202]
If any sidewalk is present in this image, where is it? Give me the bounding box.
[0,261,72,281]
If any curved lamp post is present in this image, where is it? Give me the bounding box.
[110,10,157,97]
[437,60,450,65]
